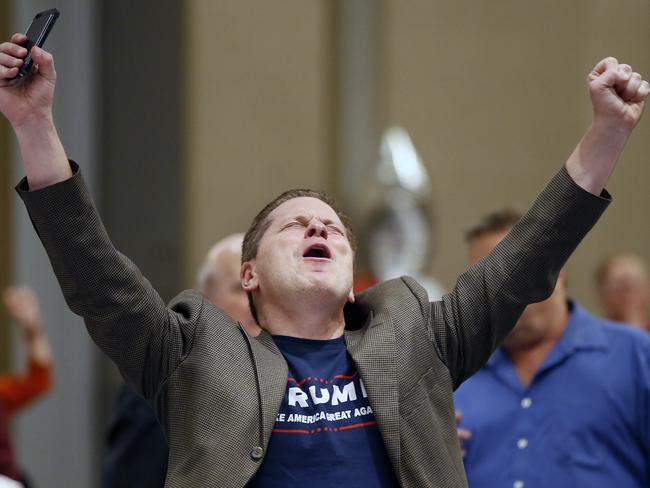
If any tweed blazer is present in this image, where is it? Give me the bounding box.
[17,163,609,487]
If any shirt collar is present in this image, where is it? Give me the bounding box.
[560,300,609,351]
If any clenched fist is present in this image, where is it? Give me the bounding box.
[588,57,649,132]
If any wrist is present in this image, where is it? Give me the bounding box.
[582,121,630,162]
[13,112,56,138]
[12,115,72,189]
[565,121,630,195]
[589,118,633,142]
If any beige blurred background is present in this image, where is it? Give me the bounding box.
[1,0,649,486]
[183,0,650,308]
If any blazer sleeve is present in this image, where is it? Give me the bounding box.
[429,166,610,389]
[16,162,201,400]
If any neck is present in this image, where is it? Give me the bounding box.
[257,294,347,340]
[506,337,558,388]
[610,310,649,330]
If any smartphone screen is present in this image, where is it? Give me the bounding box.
[16,8,60,78]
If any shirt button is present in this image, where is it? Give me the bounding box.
[521,397,532,409]
[517,438,528,449]
[250,446,264,461]
[513,481,524,488]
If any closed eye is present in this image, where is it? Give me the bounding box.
[327,225,344,235]
[281,221,303,231]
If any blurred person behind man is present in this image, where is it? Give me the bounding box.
[104,233,258,488]
[596,253,650,332]
[454,209,650,488]
[0,287,54,486]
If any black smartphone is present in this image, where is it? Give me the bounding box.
[14,8,60,79]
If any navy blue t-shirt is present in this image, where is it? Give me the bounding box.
[248,335,398,487]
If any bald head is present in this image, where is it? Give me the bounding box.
[197,234,245,295]
[197,234,259,335]
[596,253,650,330]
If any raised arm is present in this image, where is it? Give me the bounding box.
[432,58,649,387]
[566,57,649,193]
[0,287,52,415]
[0,37,201,401]
[3,287,53,371]
[0,34,70,188]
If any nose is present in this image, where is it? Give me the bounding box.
[305,219,328,239]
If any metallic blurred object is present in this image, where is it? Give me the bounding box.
[377,127,431,198]
[368,127,445,300]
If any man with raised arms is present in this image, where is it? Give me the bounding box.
[0,33,648,487]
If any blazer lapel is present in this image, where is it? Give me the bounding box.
[249,330,288,446]
[345,310,401,477]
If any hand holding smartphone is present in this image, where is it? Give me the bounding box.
[13,8,59,80]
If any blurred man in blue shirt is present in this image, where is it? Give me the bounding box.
[454,209,650,488]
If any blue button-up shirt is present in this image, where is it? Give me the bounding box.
[454,301,650,488]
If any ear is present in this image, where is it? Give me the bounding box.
[347,288,355,304]
[241,261,259,292]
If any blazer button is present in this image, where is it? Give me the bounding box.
[250,446,264,461]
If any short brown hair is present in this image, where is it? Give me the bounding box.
[241,189,356,323]
[465,207,523,244]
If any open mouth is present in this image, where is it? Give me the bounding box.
[302,243,332,260]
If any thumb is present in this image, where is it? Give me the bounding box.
[588,57,619,88]
[594,67,619,89]
[31,46,57,82]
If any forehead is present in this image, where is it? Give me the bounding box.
[605,257,647,282]
[268,196,342,224]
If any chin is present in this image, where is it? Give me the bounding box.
[304,278,339,295]
[304,275,350,299]
[504,324,545,349]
